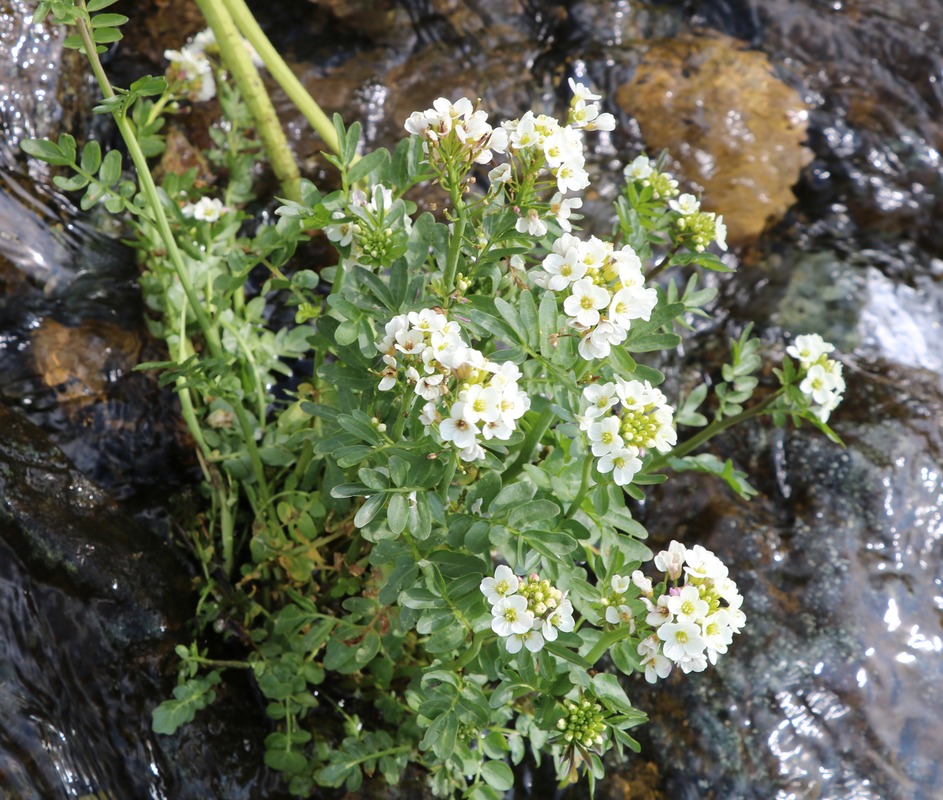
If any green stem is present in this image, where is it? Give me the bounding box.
[503,405,554,483]
[221,0,340,155]
[563,455,594,520]
[195,0,301,201]
[649,388,783,471]
[75,9,272,511]
[443,191,467,303]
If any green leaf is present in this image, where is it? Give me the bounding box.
[347,147,390,185]
[387,493,409,534]
[88,0,121,10]
[489,480,536,514]
[522,530,578,560]
[422,711,458,761]
[508,499,560,530]
[20,138,71,166]
[481,761,514,791]
[98,148,121,186]
[592,672,634,714]
[80,140,101,173]
[151,673,219,735]
[90,12,128,26]
[538,290,558,357]
[354,493,386,528]
[513,289,537,348]
[92,26,122,43]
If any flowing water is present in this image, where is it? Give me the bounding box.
[2,0,942,797]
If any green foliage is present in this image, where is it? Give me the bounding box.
[33,12,848,796]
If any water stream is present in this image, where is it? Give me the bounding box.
[2,0,942,797]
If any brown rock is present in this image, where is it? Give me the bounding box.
[617,32,813,245]
[32,319,142,410]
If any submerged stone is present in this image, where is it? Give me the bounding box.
[617,32,813,246]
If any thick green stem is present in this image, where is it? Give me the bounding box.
[195,0,301,201]
[75,9,272,512]
[442,185,467,303]
[220,0,340,155]
[649,388,784,471]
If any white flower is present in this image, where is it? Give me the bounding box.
[164,47,216,102]
[585,112,615,132]
[605,604,634,625]
[183,196,225,222]
[480,565,519,605]
[800,363,841,405]
[669,193,700,215]
[568,78,601,103]
[488,162,511,185]
[491,595,534,637]
[787,333,835,365]
[459,383,502,425]
[624,154,653,181]
[610,574,631,595]
[666,585,710,623]
[654,541,687,581]
[554,157,591,193]
[678,653,709,674]
[439,402,480,450]
[658,620,706,662]
[684,544,729,582]
[544,599,575,640]
[588,416,624,457]
[549,193,582,232]
[642,650,673,683]
[597,446,642,486]
[577,321,626,361]
[701,610,734,663]
[564,279,610,328]
[506,628,544,653]
[631,570,653,596]
[713,214,728,250]
[581,383,618,424]
[608,285,657,328]
[541,234,586,290]
[515,208,548,237]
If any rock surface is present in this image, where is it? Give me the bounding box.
[617,32,813,245]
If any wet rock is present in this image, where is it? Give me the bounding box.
[739,247,943,379]
[0,0,89,171]
[628,359,943,800]
[0,405,279,799]
[31,318,143,410]
[616,32,813,245]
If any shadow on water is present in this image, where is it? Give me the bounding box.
[2,0,943,796]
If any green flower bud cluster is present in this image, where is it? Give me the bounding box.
[619,406,661,449]
[556,698,606,749]
[356,224,398,267]
[644,170,679,199]
[676,211,722,252]
[518,574,563,617]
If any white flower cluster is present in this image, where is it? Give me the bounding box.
[578,377,677,486]
[634,542,745,683]
[164,29,263,104]
[481,566,575,654]
[405,97,508,165]
[625,156,727,251]
[376,309,530,461]
[786,333,845,422]
[535,233,657,361]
